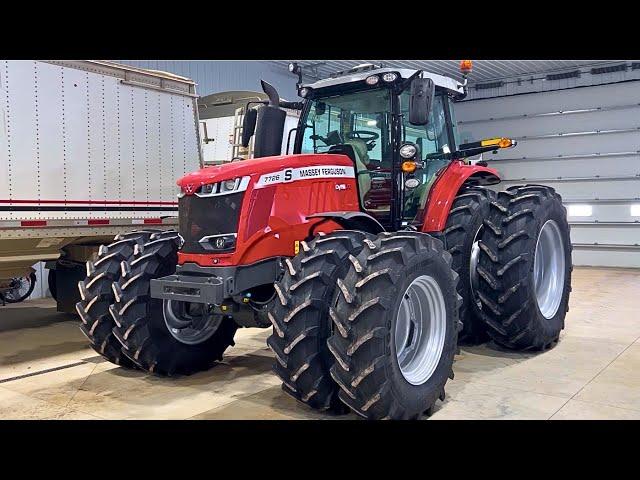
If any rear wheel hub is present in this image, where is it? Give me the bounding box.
[394,275,447,386]
[534,220,565,319]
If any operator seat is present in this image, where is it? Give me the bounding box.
[327,142,372,202]
[344,139,372,200]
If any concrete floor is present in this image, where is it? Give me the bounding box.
[1,266,639,420]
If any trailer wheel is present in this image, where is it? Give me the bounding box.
[443,186,495,344]
[3,272,37,303]
[268,230,372,412]
[75,231,159,366]
[476,185,572,350]
[328,232,460,420]
[110,231,237,375]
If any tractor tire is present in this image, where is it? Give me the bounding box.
[443,185,495,344]
[327,232,461,420]
[110,230,237,376]
[76,231,159,366]
[268,230,372,412]
[476,185,572,350]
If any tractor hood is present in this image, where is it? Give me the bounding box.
[177,153,354,192]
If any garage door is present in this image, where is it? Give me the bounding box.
[455,81,640,268]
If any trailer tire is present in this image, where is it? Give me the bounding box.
[328,232,461,420]
[443,185,495,344]
[48,269,57,302]
[476,185,572,350]
[110,231,237,376]
[75,231,159,366]
[3,272,37,304]
[268,230,373,412]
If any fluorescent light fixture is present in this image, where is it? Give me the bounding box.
[568,204,592,217]
[631,204,640,216]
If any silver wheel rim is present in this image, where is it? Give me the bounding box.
[534,220,565,319]
[469,227,482,303]
[4,276,32,301]
[163,300,223,345]
[394,275,447,386]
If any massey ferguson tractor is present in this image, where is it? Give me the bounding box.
[76,62,572,420]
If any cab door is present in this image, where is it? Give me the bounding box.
[399,91,455,225]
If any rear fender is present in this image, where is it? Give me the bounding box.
[422,161,500,233]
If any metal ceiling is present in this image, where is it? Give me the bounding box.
[273,60,628,84]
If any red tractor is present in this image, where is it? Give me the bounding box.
[77,62,572,419]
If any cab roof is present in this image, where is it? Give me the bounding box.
[303,66,464,95]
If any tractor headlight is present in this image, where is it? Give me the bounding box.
[400,143,418,159]
[382,72,398,82]
[221,178,239,192]
[200,183,216,195]
[195,176,250,197]
[365,75,379,86]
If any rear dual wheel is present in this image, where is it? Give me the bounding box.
[272,231,460,419]
[476,185,572,350]
[442,186,495,343]
[328,232,460,419]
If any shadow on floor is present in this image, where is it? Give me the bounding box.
[0,304,75,332]
[1,340,91,367]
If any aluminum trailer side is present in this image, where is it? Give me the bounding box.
[0,60,202,311]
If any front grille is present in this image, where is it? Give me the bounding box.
[179,192,244,254]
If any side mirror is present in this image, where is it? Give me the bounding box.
[409,77,435,126]
[241,108,257,148]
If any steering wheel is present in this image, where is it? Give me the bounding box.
[346,130,380,142]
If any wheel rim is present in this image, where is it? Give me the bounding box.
[534,220,565,319]
[394,275,447,386]
[469,226,482,304]
[4,276,32,301]
[163,300,223,345]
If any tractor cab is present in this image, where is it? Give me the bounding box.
[291,66,464,229]
[244,63,503,231]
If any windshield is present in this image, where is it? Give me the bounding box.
[300,88,392,166]
[299,88,394,224]
[296,85,455,228]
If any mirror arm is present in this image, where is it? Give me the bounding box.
[279,100,303,110]
[423,145,505,162]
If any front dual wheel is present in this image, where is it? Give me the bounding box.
[272,231,460,420]
[77,229,237,376]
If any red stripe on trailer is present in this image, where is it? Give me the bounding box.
[144,218,163,225]
[21,220,47,227]
[88,219,110,225]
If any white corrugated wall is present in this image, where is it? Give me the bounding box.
[456,78,640,268]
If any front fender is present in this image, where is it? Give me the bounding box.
[307,211,385,235]
[422,161,500,233]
